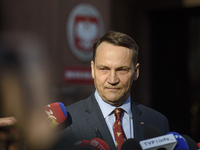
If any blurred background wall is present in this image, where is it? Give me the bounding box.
[0,0,200,144]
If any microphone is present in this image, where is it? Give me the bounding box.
[74,140,90,147]
[74,140,91,150]
[44,102,71,130]
[182,135,199,150]
[139,134,177,150]
[197,142,200,149]
[143,125,163,139]
[121,138,142,150]
[167,132,189,150]
[88,138,110,150]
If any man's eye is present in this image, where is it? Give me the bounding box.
[119,69,127,72]
[118,68,129,74]
[100,68,107,70]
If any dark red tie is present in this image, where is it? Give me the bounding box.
[113,108,127,150]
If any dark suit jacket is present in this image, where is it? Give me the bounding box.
[54,93,169,150]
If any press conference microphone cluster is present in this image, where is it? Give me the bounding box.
[74,138,110,150]
[44,102,71,130]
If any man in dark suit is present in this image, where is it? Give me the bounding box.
[59,31,169,150]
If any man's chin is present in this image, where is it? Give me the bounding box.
[105,96,119,102]
[103,97,123,106]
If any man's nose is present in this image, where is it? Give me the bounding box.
[107,70,119,85]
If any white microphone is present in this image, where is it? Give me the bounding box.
[139,134,177,150]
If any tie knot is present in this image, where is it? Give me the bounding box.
[114,108,124,120]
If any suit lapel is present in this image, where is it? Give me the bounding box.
[85,94,116,150]
[131,101,146,141]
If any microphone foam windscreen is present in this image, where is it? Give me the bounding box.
[88,138,110,150]
[44,102,72,131]
[58,102,68,117]
[167,132,189,150]
[197,142,200,148]
[182,135,199,150]
[121,138,142,150]
[44,102,67,124]
[143,125,162,139]
[74,140,90,148]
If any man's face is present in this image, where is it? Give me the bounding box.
[91,42,139,106]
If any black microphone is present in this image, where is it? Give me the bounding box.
[182,135,199,150]
[121,138,142,150]
[143,125,163,139]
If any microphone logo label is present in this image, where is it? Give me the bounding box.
[143,137,171,146]
[89,139,107,150]
[45,110,57,120]
[90,140,99,147]
[140,134,177,150]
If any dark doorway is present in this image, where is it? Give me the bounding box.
[149,8,191,136]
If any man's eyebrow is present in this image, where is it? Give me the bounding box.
[96,65,130,70]
[96,65,108,68]
[117,66,130,69]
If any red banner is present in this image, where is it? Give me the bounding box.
[64,66,94,84]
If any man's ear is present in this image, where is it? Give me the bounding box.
[91,61,94,79]
[133,63,139,81]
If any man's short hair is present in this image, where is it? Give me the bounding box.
[92,31,139,65]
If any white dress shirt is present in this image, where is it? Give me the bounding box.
[94,90,134,146]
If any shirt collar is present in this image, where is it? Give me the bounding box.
[95,90,132,118]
